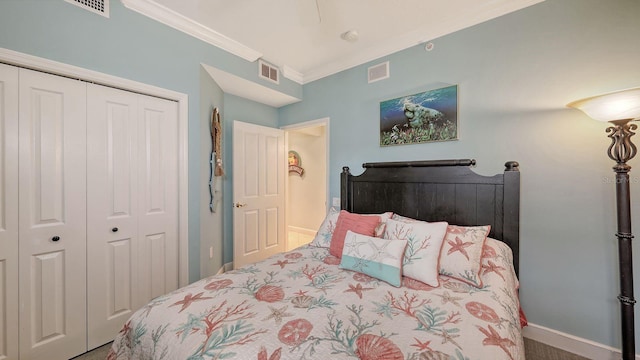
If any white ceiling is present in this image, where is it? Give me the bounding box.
[123,0,543,84]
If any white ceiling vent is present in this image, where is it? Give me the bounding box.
[368,61,389,83]
[259,60,279,84]
[65,0,109,18]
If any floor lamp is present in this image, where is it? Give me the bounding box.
[568,87,640,360]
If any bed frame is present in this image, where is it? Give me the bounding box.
[340,159,521,275]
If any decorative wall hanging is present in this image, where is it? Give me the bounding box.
[209,107,224,212]
[379,84,458,146]
[288,150,304,176]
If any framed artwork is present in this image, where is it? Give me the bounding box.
[379,84,458,146]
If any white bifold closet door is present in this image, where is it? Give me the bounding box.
[86,83,179,349]
[0,63,19,360]
[18,68,88,360]
[1,64,179,359]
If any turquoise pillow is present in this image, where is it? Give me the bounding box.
[339,230,407,287]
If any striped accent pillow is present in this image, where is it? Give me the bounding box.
[339,231,407,287]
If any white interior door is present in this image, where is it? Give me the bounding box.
[137,94,179,304]
[0,63,19,360]
[86,83,139,349]
[233,121,286,268]
[18,68,87,360]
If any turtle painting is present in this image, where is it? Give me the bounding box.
[380,84,458,146]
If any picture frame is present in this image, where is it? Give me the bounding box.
[379,84,458,146]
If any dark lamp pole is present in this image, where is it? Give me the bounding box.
[568,87,640,360]
[608,119,637,360]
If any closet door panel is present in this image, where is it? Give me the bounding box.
[87,84,139,349]
[0,64,18,360]
[18,68,87,360]
[137,95,179,304]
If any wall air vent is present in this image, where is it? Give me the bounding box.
[65,0,109,18]
[259,60,279,84]
[368,61,389,83]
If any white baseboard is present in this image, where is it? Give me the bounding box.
[523,322,639,360]
[215,262,234,275]
[224,262,233,272]
[288,226,316,236]
[288,226,316,250]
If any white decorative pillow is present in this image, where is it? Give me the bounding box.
[339,230,407,287]
[439,225,490,288]
[383,219,448,287]
[377,212,394,221]
[310,209,393,248]
[373,211,393,237]
[391,213,419,222]
[310,207,340,248]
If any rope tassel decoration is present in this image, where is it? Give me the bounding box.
[209,107,224,212]
[212,107,224,176]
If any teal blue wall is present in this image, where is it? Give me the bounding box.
[0,0,297,282]
[280,0,640,350]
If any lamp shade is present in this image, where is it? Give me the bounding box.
[567,87,640,122]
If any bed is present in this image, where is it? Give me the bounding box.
[108,159,523,360]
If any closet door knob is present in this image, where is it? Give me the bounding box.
[112,227,119,232]
[52,236,60,242]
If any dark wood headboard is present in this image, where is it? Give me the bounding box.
[340,159,520,275]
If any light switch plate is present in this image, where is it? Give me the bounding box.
[332,197,340,207]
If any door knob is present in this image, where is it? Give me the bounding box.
[234,202,247,208]
[52,236,60,242]
[112,227,119,232]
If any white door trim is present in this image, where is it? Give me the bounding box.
[0,47,190,287]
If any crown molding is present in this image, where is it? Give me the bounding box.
[281,65,303,85]
[120,0,262,62]
[121,0,542,85]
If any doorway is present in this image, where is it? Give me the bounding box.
[283,118,329,250]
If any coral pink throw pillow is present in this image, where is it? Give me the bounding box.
[329,210,381,258]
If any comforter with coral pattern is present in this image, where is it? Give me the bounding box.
[108,239,524,360]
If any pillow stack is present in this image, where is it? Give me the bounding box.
[312,209,492,288]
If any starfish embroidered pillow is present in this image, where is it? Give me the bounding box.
[329,210,382,258]
[439,225,490,288]
[339,230,408,287]
[383,219,449,287]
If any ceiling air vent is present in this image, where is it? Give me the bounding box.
[259,60,279,84]
[65,0,109,18]
[368,61,389,83]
